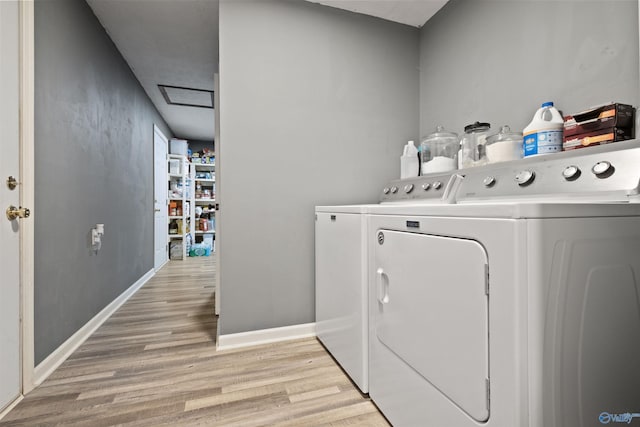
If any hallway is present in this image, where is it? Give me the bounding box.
[1,258,387,426]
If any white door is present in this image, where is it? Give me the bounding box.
[153,125,168,270]
[214,73,220,316]
[373,230,489,422]
[0,1,23,412]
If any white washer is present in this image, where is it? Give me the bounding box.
[316,204,375,393]
[368,140,640,427]
[315,173,457,393]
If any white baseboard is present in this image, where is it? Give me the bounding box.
[33,268,155,386]
[217,322,316,351]
[0,395,23,421]
[154,258,168,272]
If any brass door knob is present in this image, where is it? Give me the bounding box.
[6,176,18,190]
[6,205,30,221]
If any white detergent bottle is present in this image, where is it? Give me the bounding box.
[523,101,564,157]
[400,140,419,179]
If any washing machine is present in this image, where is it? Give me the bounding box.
[367,140,640,427]
[315,172,458,393]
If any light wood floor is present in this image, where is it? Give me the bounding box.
[1,257,389,426]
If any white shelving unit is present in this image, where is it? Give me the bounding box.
[167,154,193,260]
[192,160,216,251]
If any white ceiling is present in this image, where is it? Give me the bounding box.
[86,0,219,142]
[305,0,447,28]
[87,0,446,142]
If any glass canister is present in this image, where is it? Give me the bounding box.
[458,122,490,169]
[486,125,523,163]
[420,125,459,175]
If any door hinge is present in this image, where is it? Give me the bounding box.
[486,378,491,410]
[484,264,490,295]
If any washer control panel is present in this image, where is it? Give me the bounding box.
[380,140,640,203]
[455,140,640,202]
[380,173,453,202]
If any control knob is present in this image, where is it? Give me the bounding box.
[515,170,535,186]
[592,161,614,178]
[562,165,581,181]
[483,176,496,187]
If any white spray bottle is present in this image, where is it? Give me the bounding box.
[400,140,419,179]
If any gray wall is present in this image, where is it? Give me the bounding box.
[218,0,419,334]
[34,0,172,364]
[419,0,639,137]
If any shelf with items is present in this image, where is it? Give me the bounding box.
[197,205,216,215]
[167,154,193,260]
[191,152,215,168]
[194,182,215,203]
[188,155,216,256]
[194,215,215,233]
[193,205,215,254]
[193,161,215,202]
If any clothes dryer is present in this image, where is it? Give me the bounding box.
[367,140,640,427]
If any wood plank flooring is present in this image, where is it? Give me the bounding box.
[1,257,389,426]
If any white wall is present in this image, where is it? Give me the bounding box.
[419,0,639,138]
[218,0,419,334]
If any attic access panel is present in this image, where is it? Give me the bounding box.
[158,84,214,109]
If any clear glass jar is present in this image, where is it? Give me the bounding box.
[486,125,523,163]
[459,122,490,169]
[420,125,459,175]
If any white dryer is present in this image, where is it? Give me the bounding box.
[368,140,640,427]
[315,173,457,393]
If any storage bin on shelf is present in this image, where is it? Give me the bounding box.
[189,243,211,257]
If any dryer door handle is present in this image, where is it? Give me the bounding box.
[376,268,389,304]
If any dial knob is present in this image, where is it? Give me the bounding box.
[592,161,613,177]
[422,183,431,191]
[390,186,398,194]
[483,176,496,187]
[404,184,414,194]
[383,187,390,194]
[562,165,581,181]
[433,181,442,190]
[515,170,535,186]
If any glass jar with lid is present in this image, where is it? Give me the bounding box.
[420,125,459,175]
[459,122,491,169]
[486,125,523,163]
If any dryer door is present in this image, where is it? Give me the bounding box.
[374,230,490,422]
